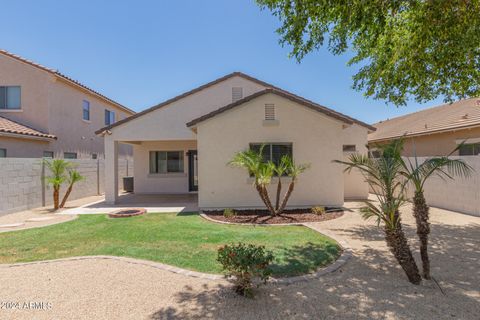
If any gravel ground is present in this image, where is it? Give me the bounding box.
[0,202,478,320]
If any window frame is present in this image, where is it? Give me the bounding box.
[105,109,115,125]
[64,152,77,159]
[43,151,54,158]
[343,145,356,152]
[83,100,90,121]
[0,86,21,110]
[0,148,6,158]
[459,143,480,156]
[249,143,293,176]
[149,151,184,174]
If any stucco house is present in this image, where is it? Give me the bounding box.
[97,72,375,209]
[369,97,480,157]
[0,49,134,159]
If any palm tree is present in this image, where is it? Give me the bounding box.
[60,169,85,208]
[335,150,422,284]
[229,147,308,216]
[44,159,71,210]
[384,139,473,279]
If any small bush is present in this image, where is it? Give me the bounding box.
[217,243,274,297]
[223,208,235,218]
[312,206,325,215]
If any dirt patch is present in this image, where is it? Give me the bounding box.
[203,208,344,224]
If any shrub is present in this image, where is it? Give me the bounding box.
[217,243,274,297]
[312,206,325,215]
[223,208,235,218]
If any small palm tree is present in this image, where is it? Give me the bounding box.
[335,150,422,284]
[229,146,309,216]
[44,159,71,210]
[384,139,473,279]
[60,169,85,208]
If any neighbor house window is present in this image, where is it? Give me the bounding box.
[343,145,356,152]
[91,153,98,160]
[0,148,6,157]
[149,151,184,174]
[64,152,77,159]
[83,100,90,121]
[250,143,292,168]
[459,143,480,156]
[43,151,54,158]
[0,86,21,109]
[232,87,243,102]
[105,109,115,125]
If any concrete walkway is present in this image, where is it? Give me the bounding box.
[0,201,478,319]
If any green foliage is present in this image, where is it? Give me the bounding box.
[256,0,480,105]
[223,208,235,218]
[43,159,71,188]
[312,206,325,215]
[217,243,274,297]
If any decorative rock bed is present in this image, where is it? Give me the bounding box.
[108,208,146,218]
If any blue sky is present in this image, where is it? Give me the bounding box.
[1,0,445,124]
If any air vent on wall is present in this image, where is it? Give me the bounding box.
[232,87,243,102]
[265,103,275,120]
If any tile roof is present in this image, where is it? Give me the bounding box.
[369,97,480,142]
[0,49,135,115]
[186,88,376,131]
[0,116,56,140]
[97,71,375,134]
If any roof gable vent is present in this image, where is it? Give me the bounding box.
[265,103,275,120]
[232,87,243,102]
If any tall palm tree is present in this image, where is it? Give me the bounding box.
[60,169,85,208]
[335,151,422,284]
[229,147,308,216]
[44,159,71,210]
[384,139,473,279]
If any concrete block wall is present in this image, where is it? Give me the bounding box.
[0,158,133,215]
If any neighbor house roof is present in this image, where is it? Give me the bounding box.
[186,88,376,131]
[369,97,480,143]
[96,71,375,134]
[0,116,57,140]
[0,49,135,115]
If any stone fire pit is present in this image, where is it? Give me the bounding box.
[108,208,146,218]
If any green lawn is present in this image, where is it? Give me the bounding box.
[0,212,340,277]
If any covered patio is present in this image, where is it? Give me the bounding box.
[61,193,198,215]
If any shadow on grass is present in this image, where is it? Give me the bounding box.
[175,212,199,217]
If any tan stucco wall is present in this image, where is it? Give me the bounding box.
[369,127,480,157]
[107,76,267,142]
[133,140,196,194]
[342,124,369,199]
[0,136,50,158]
[0,53,133,159]
[195,93,346,209]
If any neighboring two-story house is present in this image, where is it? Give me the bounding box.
[0,50,135,159]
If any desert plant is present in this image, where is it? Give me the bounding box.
[384,139,473,279]
[217,243,274,297]
[335,148,422,284]
[223,208,235,218]
[312,206,325,215]
[44,159,71,210]
[60,169,85,208]
[229,146,309,216]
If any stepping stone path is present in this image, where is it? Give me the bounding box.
[25,217,56,222]
[0,222,25,228]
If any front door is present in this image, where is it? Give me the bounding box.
[188,150,198,191]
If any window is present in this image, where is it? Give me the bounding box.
[232,87,243,102]
[83,100,90,121]
[369,150,381,158]
[43,151,54,158]
[459,143,480,156]
[265,104,275,120]
[105,109,115,125]
[149,151,184,174]
[64,152,77,159]
[91,153,98,160]
[343,145,356,152]
[0,148,6,158]
[250,143,292,168]
[0,86,21,109]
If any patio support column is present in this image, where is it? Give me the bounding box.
[105,137,119,204]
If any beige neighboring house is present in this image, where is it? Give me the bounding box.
[369,98,480,157]
[0,50,135,159]
[97,72,375,209]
